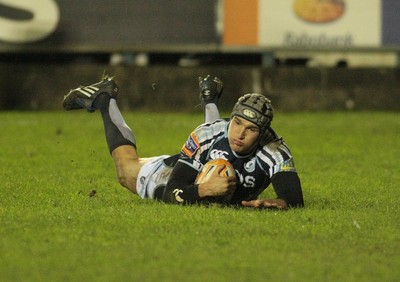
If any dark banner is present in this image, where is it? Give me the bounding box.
[382,0,400,46]
[0,0,218,52]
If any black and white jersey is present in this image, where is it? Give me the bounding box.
[179,119,297,203]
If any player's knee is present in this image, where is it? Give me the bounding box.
[112,155,140,192]
[115,166,138,193]
[116,172,128,186]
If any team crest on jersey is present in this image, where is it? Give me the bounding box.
[182,133,200,158]
[244,158,256,173]
[277,158,296,173]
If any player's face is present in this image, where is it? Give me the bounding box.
[228,116,260,155]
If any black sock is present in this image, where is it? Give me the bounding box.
[94,94,136,154]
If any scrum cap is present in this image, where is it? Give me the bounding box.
[231,93,273,130]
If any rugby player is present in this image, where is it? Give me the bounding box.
[63,75,304,209]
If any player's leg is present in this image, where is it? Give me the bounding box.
[63,75,150,194]
[95,94,150,194]
[110,145,154,194]
[199,75,223,123]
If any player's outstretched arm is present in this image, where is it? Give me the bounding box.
[241,171,304,209]
[272,171,304,208]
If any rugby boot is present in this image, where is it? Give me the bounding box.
[198,75,223,107]
[63,74,118,112]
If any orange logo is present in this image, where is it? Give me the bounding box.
[293,0,345,23]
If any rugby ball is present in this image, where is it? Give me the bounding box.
[195,159,235,184]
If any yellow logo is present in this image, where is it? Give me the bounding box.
[293,0,345,23]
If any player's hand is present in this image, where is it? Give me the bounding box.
[241,198,287,209]
[198,165,236,198]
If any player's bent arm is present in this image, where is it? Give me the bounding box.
[271,171,304,208]
[162,162,202,204]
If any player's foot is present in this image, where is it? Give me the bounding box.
[63,74,118,112]
[198,75,223,107]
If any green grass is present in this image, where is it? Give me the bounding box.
[0,111,399,282]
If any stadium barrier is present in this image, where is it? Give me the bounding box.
[0,63,398,111]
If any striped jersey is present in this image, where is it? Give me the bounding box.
[179,119,297,203]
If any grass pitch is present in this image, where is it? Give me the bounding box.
[0,111,399,282]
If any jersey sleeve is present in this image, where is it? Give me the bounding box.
[161,126,205,204]
[271,171,304,207]
[256,139,304,207]
[179,129,204,172]
[179,121,222,170]
[259,139,297,177]
[162,160,202,204]
[262,139,304,207]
